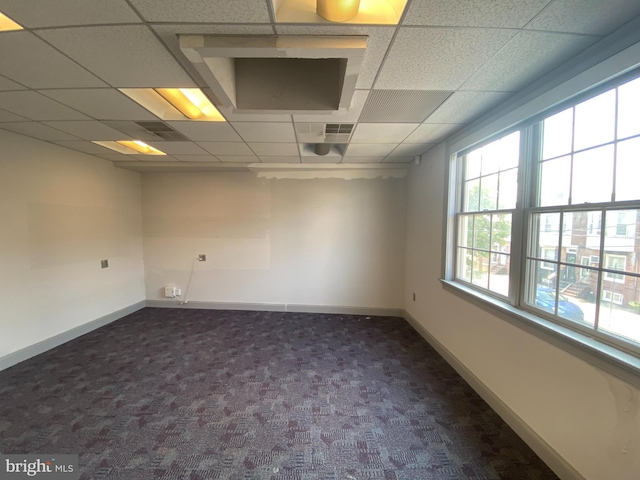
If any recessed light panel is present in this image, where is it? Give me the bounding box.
[0,11,22,31]
[273,0,408,25]
[93,140,167,155]
[119,88,225,122]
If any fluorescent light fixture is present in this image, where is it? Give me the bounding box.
[317,0,361,22]
[93,140,166,155]
[0,11,23,31]
[119,88,225,122]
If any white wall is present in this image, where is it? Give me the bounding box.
[405,143,640,480]
[142,172,405,309]
[0,130,145,360]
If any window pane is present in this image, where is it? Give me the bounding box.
[524,260,558,314]
[473,214,491,250]
[563,211,602,267]
[615,137,640,202]
[472,251,489,289]
[480,140,501,175]
[465,150,482,179]
[605,210,638,257]
[498,168,518,209]
[488,254,510,296]
[491,213,512,254]
[617,76,640,140]
[542,108,573,160]
[574,90,616,151]
[531,212,560,260]
[539,156,570,206]
[572,145,614,204]
[464,178,480,212]
[480,174,499,211]
[458,215,474,248]
[598,275,640,345]
[558,265,595,326]
[457,248,472,282]
[499,131,520,169]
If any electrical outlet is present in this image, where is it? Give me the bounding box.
[412,292,416,301]
[101,259,109,269]
[198,254,206,261]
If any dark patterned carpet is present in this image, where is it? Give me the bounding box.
[0,308,558,479]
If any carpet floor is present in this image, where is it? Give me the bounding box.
[0,308,559,479]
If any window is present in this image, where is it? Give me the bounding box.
[450,73,640,353]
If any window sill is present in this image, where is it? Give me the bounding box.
[440,279,640,388]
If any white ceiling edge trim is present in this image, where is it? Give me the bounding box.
[248,163,409,179]
[447,17,640,154]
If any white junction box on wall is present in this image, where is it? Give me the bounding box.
[164,286,181,298]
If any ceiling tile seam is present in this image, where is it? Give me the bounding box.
[518,28,603,39]
[27,22,147,32]
[265,0,278,33]
[365,20,401,91]
[29,30,117,90]
[520,0,557,32]
[0,73,29,90]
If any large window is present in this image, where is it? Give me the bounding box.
[451,73,640,354]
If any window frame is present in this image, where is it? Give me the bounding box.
[445,68,640,381]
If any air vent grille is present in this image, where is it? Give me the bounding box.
[325,123,354,134]
[134,121,187,141]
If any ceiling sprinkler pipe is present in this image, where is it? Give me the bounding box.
[315,143,331,155]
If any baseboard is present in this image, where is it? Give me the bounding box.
[146,299,404,317]
[403,310,586,480]
[0,301,146,372]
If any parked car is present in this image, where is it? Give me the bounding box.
[536,286,585,322]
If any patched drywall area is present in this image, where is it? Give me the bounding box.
[404,143,640,480]
[142,172,405,308]
[0,130,145,360]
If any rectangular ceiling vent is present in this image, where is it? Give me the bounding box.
[325,123,353,134]
[179,35,367,116]
[295,123,354,144]
[134,121,187,141]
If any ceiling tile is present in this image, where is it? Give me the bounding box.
[0,122,81,141]
[0,31,107,89]
[525,0,640,35]
[145,142,208,155]
[383,156,417,163]
[275,26,396,89]
[216,156,258,164]
[197,142,254,155]
[38,26,196,88]
[95,153,137,162]
[403,124,465,144]
[52,141,121,155]
[232,122,296,143]
[0,0,141,28]
[258,157,301,163]
[222,112,293,122]
[168,122,242,142]
[0,109,28,123]
[404,0,549,28]
[0,75,26,91]
[389,143,434,156]
[43,121,131,141]
[344,144,398,156]
[40,89,158,121]
[292,90,369,123]
[425,91,512,124]
[375,27,516,90]
[173,155,221,162]
[0,91,90,121]
[342,156,386,163]
[302,156,341,164]
[461,31,598,92]
[248,143,299,156]
[131,154,177,162]
[360,90,451,122]
[128,0,271,23]
[351,123,418,144]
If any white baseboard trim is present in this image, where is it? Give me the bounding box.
[0,301,146,372]
[403,310,586,480]
[145,299,404,317]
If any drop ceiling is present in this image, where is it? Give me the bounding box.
[0,0,639,170]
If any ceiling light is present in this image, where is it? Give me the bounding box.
[93,140,166,155]
[119,88,225,122]
[117,140,166,155]
[0,11,23,31]
[317,0,361,22]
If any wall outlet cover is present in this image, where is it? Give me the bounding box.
[101,259,109,268]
